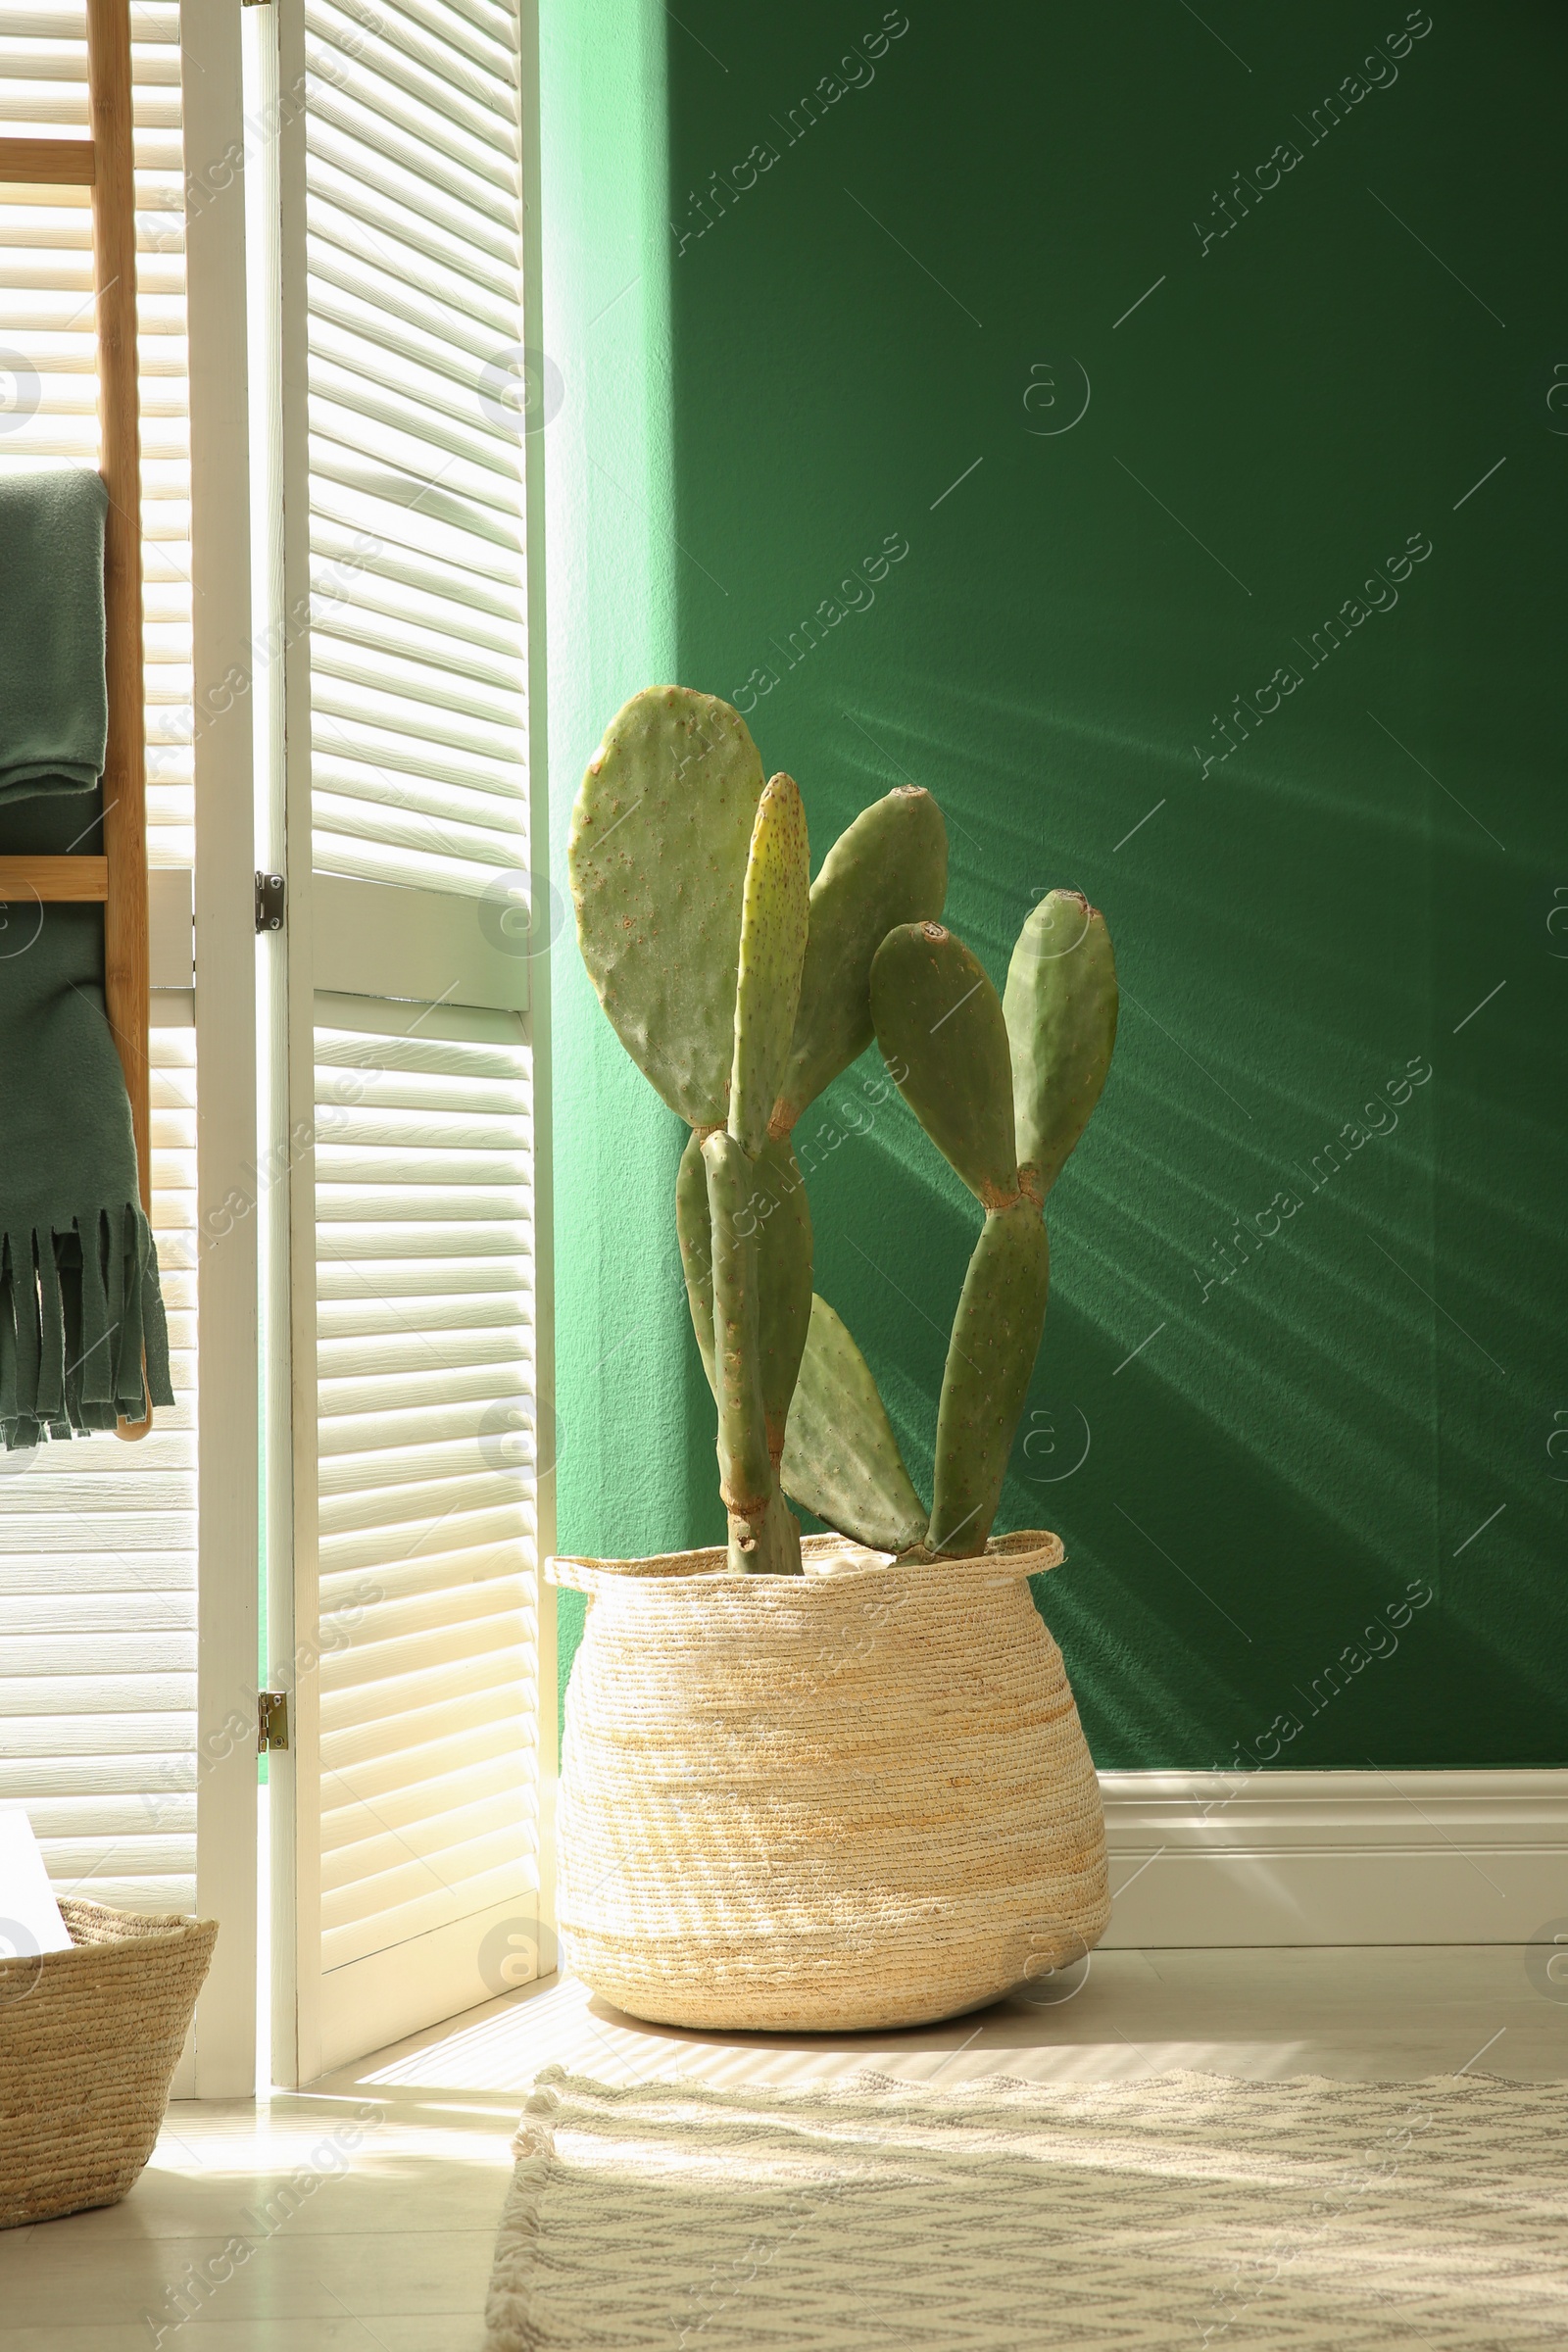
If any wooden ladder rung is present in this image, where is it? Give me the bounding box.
[0,136,96,186]
[0,856,111,903]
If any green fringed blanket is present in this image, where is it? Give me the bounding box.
[0,471,111,803]
[0,469,172,1449]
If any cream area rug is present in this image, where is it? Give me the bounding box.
[483,2065,1567,2350]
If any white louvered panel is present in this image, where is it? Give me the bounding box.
[0,3,192,866]
[313,1014,536,1976]
[0,1035,198,1913]
[303,0,527,898]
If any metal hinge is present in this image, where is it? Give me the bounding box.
[255,871,286,933]
[258,1691,290,1752]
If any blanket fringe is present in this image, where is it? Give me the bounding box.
[0,1203,173,1449]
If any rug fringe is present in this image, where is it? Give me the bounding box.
[484,2070,564,2352]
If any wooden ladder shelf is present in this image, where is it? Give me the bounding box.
[0,0,151,1433]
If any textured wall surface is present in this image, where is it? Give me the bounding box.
[547,3,1567,1767]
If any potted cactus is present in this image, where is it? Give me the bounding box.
[554,686,1118,2030]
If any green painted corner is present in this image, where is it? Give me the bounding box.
[541,0,722,1714]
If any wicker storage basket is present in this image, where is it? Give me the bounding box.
[551,1530,1108,2031]
[0,1898,218,2227]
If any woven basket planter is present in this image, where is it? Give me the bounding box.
[0,1898,218,2227]
[552,1530,1108,2032]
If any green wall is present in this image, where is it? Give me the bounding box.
[547,2,1567,1768]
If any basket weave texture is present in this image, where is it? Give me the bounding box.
[0,1898,218,2227]
[552,1531,1108,2031]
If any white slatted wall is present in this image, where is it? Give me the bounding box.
[0,1036,198,1912]
[0,9,198,1910]
[313,1009,536,1975]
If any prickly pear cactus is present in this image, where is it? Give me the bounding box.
[570,685,1117,1573]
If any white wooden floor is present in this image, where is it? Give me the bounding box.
[2,1947,1563,2349]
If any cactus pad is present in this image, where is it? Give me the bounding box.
[772,787,948,1134]
[702,1130,773,1542]
[753,1140,813,1456]
[675,1127,715,1392]
[928,1199,1050,1555]
[870,922,1019,1206]
[730,773,810,1154]
[570,687,764,1125]
[677,1133,811,1458]
[782,1295,927,1553]
[1004,891,1118,1200]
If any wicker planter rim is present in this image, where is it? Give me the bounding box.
[549,1525,1064,1599]
[0,1900,215,1986]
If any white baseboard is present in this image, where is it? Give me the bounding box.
[1098,1770,1568,1946]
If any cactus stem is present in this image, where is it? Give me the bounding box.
[733,1470,803,1576]
[980,1178,1025,1212]
[704,1128,805,1574]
